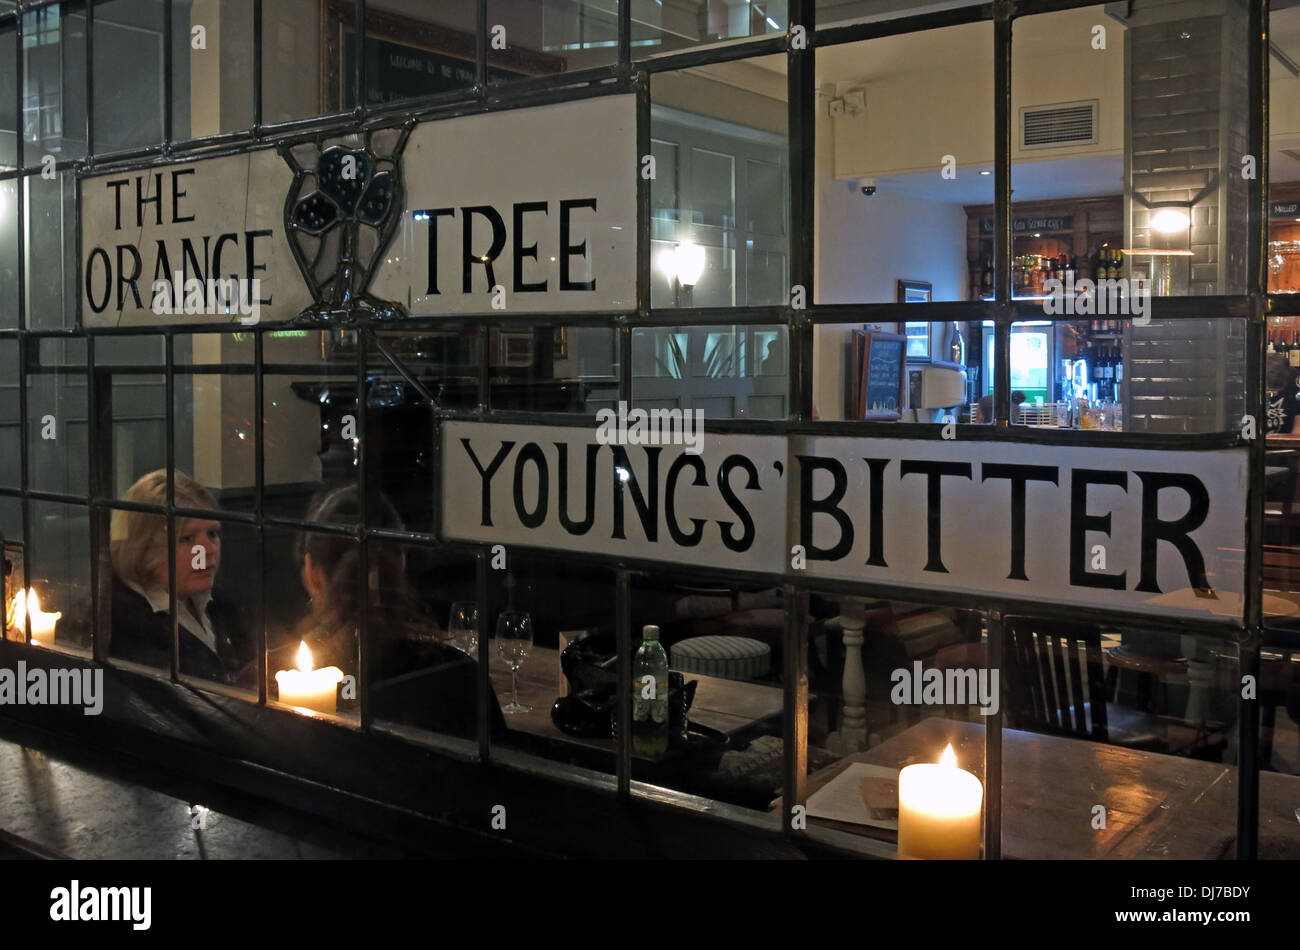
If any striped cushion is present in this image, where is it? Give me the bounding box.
[671,635,771,681]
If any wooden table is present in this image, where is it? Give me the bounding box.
[488,645,785,751]
[801,717,1300,859]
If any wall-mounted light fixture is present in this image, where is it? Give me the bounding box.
[660,241,706,306]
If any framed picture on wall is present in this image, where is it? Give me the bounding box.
[898,279,932,304]
[898,280,933,360]
[903,322,930,360]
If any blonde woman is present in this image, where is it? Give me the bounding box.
[109,470,253,686]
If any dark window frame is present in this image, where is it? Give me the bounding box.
[0,0,1275,860]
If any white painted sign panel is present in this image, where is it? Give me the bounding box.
[370,95,637,314]
[442,422,1248,623]
[80,148,311,327]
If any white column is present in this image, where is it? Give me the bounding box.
[828,598,869,754]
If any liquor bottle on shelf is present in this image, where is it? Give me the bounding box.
[1291,332,1300,368]
[1268,329,1276,354]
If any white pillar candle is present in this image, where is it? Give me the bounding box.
[897,744,983,860]
[275,641,344,714]
[13,588,61,648]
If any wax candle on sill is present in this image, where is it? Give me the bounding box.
[897,744,983,860]
[13,588,61,648]
[275,641,343,714]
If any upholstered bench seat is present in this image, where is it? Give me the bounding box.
[671,635,771,681]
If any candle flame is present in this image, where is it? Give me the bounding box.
[939,744,957,768]
[12,588,61,639]
[296,640,314,673]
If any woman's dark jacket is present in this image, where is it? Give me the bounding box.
[107,577,256,688]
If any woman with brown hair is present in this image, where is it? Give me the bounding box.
[108,470,254,686]
[294,485,503,739]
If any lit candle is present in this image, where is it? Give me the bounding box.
[897,744,983,860]
[274,641,343,714]
[12,588,61,648]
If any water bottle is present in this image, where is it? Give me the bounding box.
[633,625,669,758]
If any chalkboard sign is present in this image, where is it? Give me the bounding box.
[858,331,906,421]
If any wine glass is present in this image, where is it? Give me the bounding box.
[496,609,533,715]
[447,602,478,656]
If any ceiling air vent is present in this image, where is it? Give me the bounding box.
[1021,100,1098,150]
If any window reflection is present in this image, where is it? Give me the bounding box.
[105,472,256,687]
[633,325,788,420]
[22,6,87,163]
[651,57,788,309]
[368,542,494,742]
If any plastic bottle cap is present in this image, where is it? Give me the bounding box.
[642,625,659,640]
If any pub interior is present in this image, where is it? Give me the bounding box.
[0,0,1297,863]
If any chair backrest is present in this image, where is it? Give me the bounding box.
[1003,617,1108,741]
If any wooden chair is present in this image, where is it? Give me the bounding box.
[1005,617,1179,752]
[1004,617,1109,742]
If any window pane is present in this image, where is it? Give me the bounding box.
[176,333,256,513]
[0,339,17,488]
[1014,3,1246,298]
[24,500,90,657]
[1271,4,1300,295]
[490,554,616,779]
[490,0,616,83]
[24,169,77,330]
[488,324,619,414]
[632,324,788,420]
[814,322,976,424]
[173,0,254,139]
[651,55,788,309]
[175,514,258,692]
[23,6,87,164]
[28,337,87,497]
[0,26,16,170]
[815,0,984,31]
[0,179,17,330]
[267,523,358,723]
[628,572,787,820]
[262,0,334,123]
[803,594,986,856]
[363,1,476,107]
[815,21,993,304]
[262,333,357,524]
[1003,623,1246,858]
[92,0,165,153]
[633,0,786,59]
[98,334,167,499]
[368,543,483,745]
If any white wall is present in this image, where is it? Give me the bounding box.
[817,179,969,305]
[813,83,969,419]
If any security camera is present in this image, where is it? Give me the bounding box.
[859,177,877,197]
